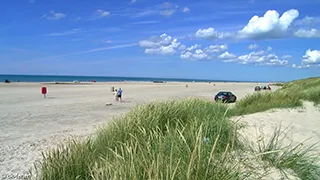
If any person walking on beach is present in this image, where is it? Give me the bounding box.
[117,88,123,102]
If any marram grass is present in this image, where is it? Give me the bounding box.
[230,77,320,116]
[32,77,320,180]
[33,98,245,179]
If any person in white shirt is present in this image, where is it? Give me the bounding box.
[113,89,118,101]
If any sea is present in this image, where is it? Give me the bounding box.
[0,74,258,83]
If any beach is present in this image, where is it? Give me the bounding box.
[0,81,318,178]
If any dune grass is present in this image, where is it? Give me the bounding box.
[251,126,320,179]
[229,91,302,116]
[32,77,320,179]
[269,83,285,86]
[34,99,247,179]
[281,77,320,105]
[230,77,320,116]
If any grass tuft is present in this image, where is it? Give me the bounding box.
[253,126,320,179]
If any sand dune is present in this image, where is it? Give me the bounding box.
[236,101,320,151]
[0,81,317,178]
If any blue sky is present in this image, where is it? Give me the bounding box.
[1,0,320,81]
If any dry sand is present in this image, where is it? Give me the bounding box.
[233,102,320,179]
[0,82,318,178]
[235,102,320,150]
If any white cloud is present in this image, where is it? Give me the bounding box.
[161,2,177,9]
[139,34,175,48]
[96,10,110,17]
[238,9,299,39]
[218,52,237,61]
[45,29,84,36]
[180,49,208,60]
[204,44,228,53]
[132,2,179,17]
[302,49,320,65]
[248,44,259,50]
[294,29,320,38]
[139,34,182,55]
[282,55,292,59]
[292,64,301,68]
[179,44,229,60]
[103,40,112,44]
[266,46,272,51]
[194,10,320,41]
[159,2,178,17]
[178,47,288,65]
[195,27,226,40]
[178,44,186,51]
[182,7,190,13]
[237,51,288,66]
[42,11,66,20]
[26,43,137,62]
[160,9,176,17]
[185,44,201,52]
[130,0,136,4]
[145,46,176,55]
[133,10,158,17]
[237,51,264,63]
[138,33,290,67]
[295,16,320,26]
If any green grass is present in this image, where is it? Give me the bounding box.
[281,77,320,105]
[269,83,285,86]
[230,77,320,116]
[32,77,320,179]
[229,91,302,116]
[33,98,247,179]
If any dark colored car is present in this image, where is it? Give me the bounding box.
[255,85,271,91]
[214,91,237,103]
[254,86,261,91]
[261,86,271,90]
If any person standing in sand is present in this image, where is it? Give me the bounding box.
[117,88,123,102]
[113,89,118,101]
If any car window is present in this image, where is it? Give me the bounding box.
[228,92,233,96]
[218,92,228,96]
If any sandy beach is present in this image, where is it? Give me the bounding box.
[0,82,319,178]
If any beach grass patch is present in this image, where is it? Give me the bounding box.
[253,126,320,179]
[34,98,245,179]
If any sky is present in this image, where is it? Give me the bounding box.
[0,0,320,81]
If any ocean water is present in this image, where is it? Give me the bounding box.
[0,74,248,83]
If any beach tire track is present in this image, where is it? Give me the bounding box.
[2,111,32,126]
[14,111,32,122]
[0,112,11,121]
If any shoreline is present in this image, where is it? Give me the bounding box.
[1,74,279,84]
[1,81,271,85]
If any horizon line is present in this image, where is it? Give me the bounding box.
[0,74,286,83]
